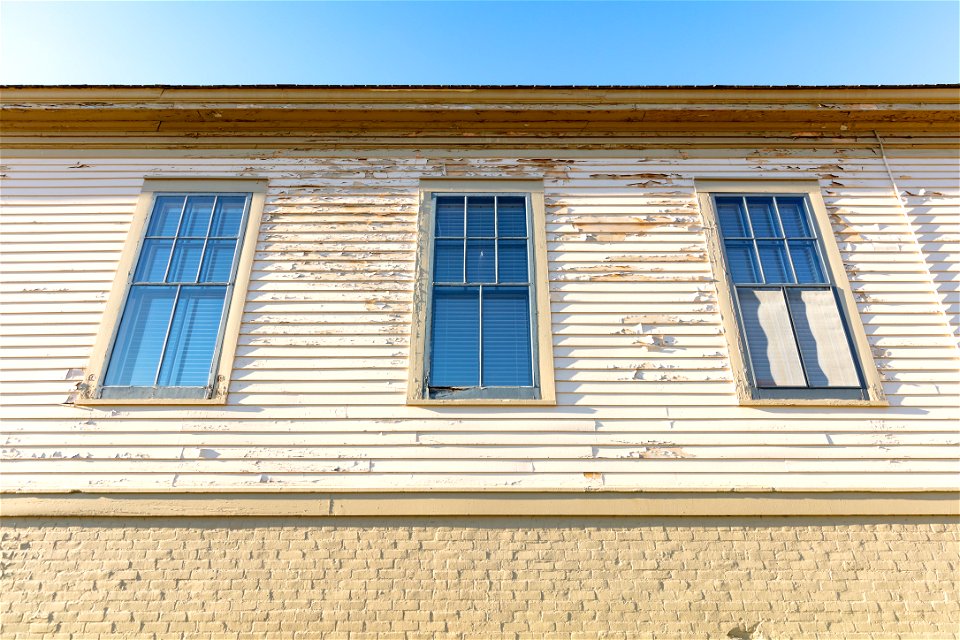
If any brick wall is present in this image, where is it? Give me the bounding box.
[1,516,957,639]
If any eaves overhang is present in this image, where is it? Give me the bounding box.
[2,84,958,136]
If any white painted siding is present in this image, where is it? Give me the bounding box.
[2,137,959,492]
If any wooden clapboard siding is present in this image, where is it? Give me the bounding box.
[881,157,960,336]
[1,133,959,493]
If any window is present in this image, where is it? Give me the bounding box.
[408,180,555,405]
[80,179,265,404]
[697,181,885,405]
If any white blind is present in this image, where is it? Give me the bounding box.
[787,289,861,387]
[738,289,806,387]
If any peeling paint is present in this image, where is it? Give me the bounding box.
[632,335,678,351]
[622,314,710,326]
[626,444,692,459]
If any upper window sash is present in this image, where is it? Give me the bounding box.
[714,195,829,286]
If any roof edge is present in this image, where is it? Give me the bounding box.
[2,83,959,90]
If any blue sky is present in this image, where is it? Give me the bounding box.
[1,1,957,85]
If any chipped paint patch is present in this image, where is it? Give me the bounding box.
[624,443,692,459]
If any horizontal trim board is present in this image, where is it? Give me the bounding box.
[3,85,958,102]
[2,491,957,517]
[3,142,958,155]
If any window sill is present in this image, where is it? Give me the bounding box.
[733,379,887,407]
[737,396,889,408]
[406,397,557,407]
[74,390,228,406]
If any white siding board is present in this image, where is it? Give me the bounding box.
[8,431,955,447]
[4,472,953,492]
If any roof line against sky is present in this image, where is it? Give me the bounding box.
[3,84,959,90]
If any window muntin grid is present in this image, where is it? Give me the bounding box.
[715,195,828,286]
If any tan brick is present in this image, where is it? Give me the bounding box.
[2,516,958,638]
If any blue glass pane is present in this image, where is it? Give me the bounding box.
[157,287,228,387]
[430,286,479,387]
[466,239,495,282]
[777,197,812,237]
[199,239,238,283]
[210,196,246,237]
[746,197,780,237]
[435,197,464,237]
[146,196,185,236]
[167,239,204,282]
[498,239,529,283]
[789,241,827,283]
[757,241,793,283]
[104,286,176,386]
[497,197,527,236]
[467,196,495,237]
[180,196,215,237]
[433,239,463,283]
[715,197,748,237]
[724,241,761,283]
[134,239,173,282]
[481,287,533,387]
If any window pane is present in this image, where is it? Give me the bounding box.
[430,286,480,387]
[789,240,827,283]
[757,241,793,283]
[787,289,861,387]
[737,288,806,387]
[199,239,238,283]
[776,197,812,237]
[167,239,205,282]
[433,239,464,283]
[157,287,228,387]
[146,196,185,236]
[481,287,533,387]
[725,240,761,283]
[133,239,173,282]
[210,196,246,237]
[466,239,495,283]
[179,196,216,237]
[435,196,465,237]
[746,197,780,237]
[467,196,495,237]
[497,197,527,236]
[104,286,177,386]
[498,239,529,283]
[715,197,749,237]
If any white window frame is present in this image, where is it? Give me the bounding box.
[696,179,886,406]
[408,180,556,406]
[78,178,266,405]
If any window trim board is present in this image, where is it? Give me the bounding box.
[408,179,556,406]
[77,178,267,405]
[696,179,886,407]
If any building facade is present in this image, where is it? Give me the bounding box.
[1,85,958,638]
